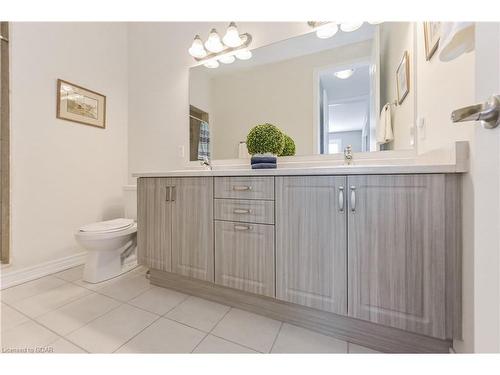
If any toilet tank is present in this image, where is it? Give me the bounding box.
[123,185,137,221]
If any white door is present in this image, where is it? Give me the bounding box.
[454,23,500,352]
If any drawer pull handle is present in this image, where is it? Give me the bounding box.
[350,186,356,212]
[232,185,252,191]
[338,186,345,213]
[234,224,252,231]
[233,208,251,214]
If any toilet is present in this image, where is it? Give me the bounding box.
[75,186,138,283]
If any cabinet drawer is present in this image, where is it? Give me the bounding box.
[214,177,274,200]
[214,199,274,224]
[215,220,275,297]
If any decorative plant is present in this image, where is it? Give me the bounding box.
[246,123,285,155]
[279,134,296,156]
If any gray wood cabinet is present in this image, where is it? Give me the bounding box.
[347,175,451,339]
[137,177,214,282]
[137,177,172,272]
[215,221,275,296]
[275,176,347,314]
[171,177,214,282]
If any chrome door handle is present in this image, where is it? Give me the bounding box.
[165,186,171,201]
[234,224,252,231]
[451,95,500,129]
[338,186,345,213]
[350,186,356,212]
[232,185,252,191]
[233,208,251,214]
[171,186,176,202]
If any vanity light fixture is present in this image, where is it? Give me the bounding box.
[188,22,253,69]
[309,21,383,39]
[339,22,364,32]
[222,22,243,47]
[205,29,224,53]
[334,68,355,79]
[188,35,207,58]
[235,49,252,60]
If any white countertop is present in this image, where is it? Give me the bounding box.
[133,142,469,178]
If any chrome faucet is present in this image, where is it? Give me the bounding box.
[200,156,212,170]
[344,145,353,165]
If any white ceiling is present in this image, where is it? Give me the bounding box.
[320,64,370,103]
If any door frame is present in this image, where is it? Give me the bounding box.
[471,22,500,352]
[0,22,9,265]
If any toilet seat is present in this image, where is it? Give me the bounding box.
[76,219,137,240]
[79,218,134,233]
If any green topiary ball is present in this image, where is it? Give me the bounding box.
[280,134,296,156]
[246,123,285,155]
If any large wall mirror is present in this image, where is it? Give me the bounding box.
[189,22,417,160]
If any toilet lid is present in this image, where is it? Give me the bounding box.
[79,218,134,233]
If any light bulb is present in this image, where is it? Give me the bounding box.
[204,60,220,69]
[340,22,363,32]
[235,49,252,60]
[368,21,383,25]
[315,23,338,39]
[219,54,236,64]
[188,35,207,58]
[205,29,224,53]
[334,68,355,79]
[223,22,243,47]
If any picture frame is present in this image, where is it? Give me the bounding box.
[56,79,106,128]
[423,21,440,61]
[396,51,410,105]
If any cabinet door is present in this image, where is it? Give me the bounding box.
[348,175,446,339]
[137,177,171,272]
[171,177,214,281]
[276,176,347,314]
[215,221,275,297]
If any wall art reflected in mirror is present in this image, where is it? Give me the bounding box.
[189,22,417,160]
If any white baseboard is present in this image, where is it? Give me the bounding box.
[0,252,86,290]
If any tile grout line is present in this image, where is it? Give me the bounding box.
[268,321,284,353]
[111,314,163,353]
[1,299,90,353]
[190,306,233,353]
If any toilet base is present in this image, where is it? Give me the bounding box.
[83,240,138,284]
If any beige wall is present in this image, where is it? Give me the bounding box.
[379,22,415,151]
[415,25,475,154]
[7,23,129,271]
[210,41,371,159]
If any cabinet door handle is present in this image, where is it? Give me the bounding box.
[234,224,252,231]
[338,186,345,213]
[232,185,252,191]
[233,208,251,214]
[350,186,356,212]
[165,186,171,201]
[171,186,176,202]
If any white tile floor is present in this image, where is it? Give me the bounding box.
[0,265,380,354]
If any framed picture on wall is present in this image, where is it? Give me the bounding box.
[396,51,410,105]
[56,79,106,128]
[423,21,441,60]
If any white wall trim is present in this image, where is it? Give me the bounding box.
[0,252,86,289]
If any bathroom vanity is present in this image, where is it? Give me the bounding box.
[134,148,465,353]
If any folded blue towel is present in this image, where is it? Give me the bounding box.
[251,163,277,169]
[251,156,277,165]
